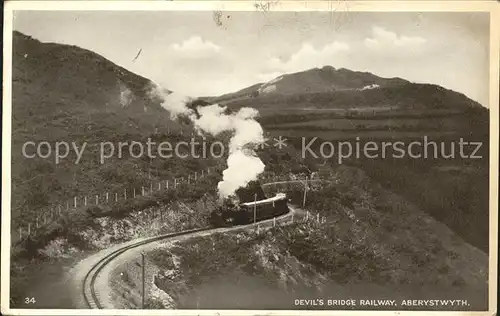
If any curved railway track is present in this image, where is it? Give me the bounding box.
[82,200,299,308]
[81,178,328,308]
[82,227,211,308]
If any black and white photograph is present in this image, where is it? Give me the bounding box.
[1,1,498,315]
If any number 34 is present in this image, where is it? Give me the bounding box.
[24,297,36,304]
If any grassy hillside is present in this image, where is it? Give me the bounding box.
[212,64,490,252]
[259,132,489,253]
[145,164,487,310]
[11,31,220,234]
[9,32,229,306]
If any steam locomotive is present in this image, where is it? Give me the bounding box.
[209,193,289,227]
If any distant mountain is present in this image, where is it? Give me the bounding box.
[212,66,485,112]
[219,66,409,100]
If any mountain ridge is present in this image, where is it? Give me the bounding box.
[209,65,485,112]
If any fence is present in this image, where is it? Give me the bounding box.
[15,170,330,243]
[14,166,220,243]
[255,209,327,236]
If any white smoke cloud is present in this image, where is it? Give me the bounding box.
[152,85,266,198]
[148,85,195,120]
[193,105,265,197]
[163,93,195,120]
[194,104,233,135]
[218,150,265,198]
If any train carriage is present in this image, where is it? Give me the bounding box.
[240,193,288,222]
[210,193,289,227]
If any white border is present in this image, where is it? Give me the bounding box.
[1,1,499,315]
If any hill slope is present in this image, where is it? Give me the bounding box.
[11,31,212,226]
[207,65,490,253]
[145,164,488,310]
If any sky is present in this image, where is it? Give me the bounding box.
[13,9,490,107]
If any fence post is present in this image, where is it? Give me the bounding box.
[134,188,136,198]
[273,217,276,227]
[27,223,31,235]
[74,196,77,208]
[19,227,22,240]
[174,179,177,189]
[115,193,118,202]
[36,217,39,228]
[158,182,161,191]
[124,189,127,200]
[166,180,169,190]
[291,213,294,222]
[142,186,145,196]
[150,182,153,195]
[317,213,320,223]
[84,196,87,206]
[194,172,197,181]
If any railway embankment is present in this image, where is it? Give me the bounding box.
[131,169,488,310]
[78,207,295,308]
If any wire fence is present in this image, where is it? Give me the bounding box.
[14,170,330,243]
[14,166,220,243]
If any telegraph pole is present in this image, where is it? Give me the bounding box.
[302,176,308,208]
[148,158,152,180]
[141,252,145,309]
[253,193,257,225]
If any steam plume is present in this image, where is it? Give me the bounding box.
[150,85,265,198]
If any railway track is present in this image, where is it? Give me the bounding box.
[82,227,211,308]
[82,206,296,308]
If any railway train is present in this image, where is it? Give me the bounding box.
[209,192,289,227]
